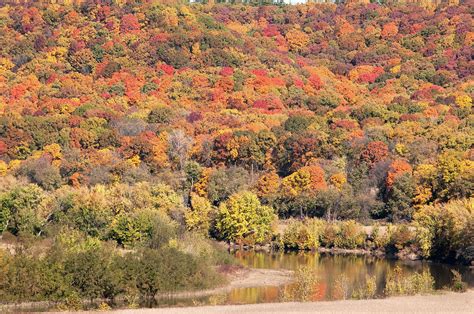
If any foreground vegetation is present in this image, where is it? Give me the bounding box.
[283,265,436,302]
[0,230,228,309]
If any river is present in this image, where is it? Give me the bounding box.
[14,251,473,311]
[155,251,473,307]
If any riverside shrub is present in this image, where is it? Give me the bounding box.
[320,223,339,248]
[390,224,415,250]
[370,224,391,249]
[281,218,323,250]
[413,198,473,263]
[385,266,434,296]
[0,235,223,305]
[281,266,319,302]
[334,220,366,249]
[352,275,377,299]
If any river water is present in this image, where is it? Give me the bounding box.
[18,251,474,311]
[160,251,474,307]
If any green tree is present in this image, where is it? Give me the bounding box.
[147,106,174,124]
[207,167,248,204]
[284,115,314,133]
[150,183,184,215]
[108,211,155,247]
[0,184,45,235]
[63,247,122,301]
[385,173,416,222]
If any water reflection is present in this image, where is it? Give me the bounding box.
[228,251,474,303]
[126,251,474,308]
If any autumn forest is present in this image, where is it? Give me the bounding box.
[0,0,472,308]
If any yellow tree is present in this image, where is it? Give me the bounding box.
[255,171,280,197]
[285,28,310,52]
[216,191,276,246]
[282,165,327,196]
[184,193,213,235]
[330,172,347,190]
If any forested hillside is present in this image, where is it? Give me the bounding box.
[0,2,473,302]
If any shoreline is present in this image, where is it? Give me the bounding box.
[0,268,293,312]
[2,268,472,313]
[98,290,474,314]
[156,267,293,299]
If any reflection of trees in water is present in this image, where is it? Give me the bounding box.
[230,251,467,303]
[156,256,470,306]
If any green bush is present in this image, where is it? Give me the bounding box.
[121,247,221,299]
[0,234,223,304]
[62,247,123,301]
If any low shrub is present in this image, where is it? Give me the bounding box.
[333,274,351,300]
[0,233,223,304]
[177,232,235,266]
[320,223,339,248]
[120,247,222,299]
[390,224,415,250]
[281,266,319,302]
[450,270,468,292]
[385,266,434,296]
[281,219,323,250]
[370,224,390,249]
[334,220,366,249]
[352,275,377,299]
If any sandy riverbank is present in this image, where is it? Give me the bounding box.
[100,290,474,314]
[156,267,293,299]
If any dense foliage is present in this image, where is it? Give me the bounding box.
[0,1,472,219]
[279,201,473,263]
[0,231,223,307]
[0,3,473,305]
